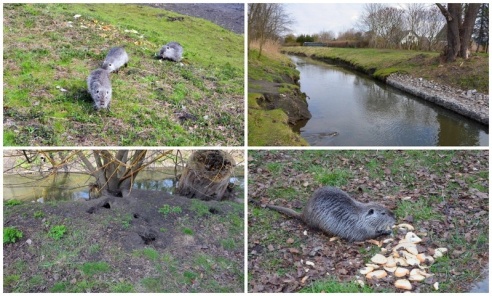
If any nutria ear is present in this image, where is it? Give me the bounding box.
[367,209,374,216]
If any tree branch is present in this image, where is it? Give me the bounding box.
[436,3,452,21]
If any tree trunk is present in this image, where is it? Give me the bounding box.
[78,150,149,198]
[176,150,236,201]
[437,3,480,62]
[460,4,480,58]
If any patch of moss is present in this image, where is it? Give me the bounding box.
[248,94,308,146]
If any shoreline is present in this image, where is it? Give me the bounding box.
[386,74,488,125]
[284,50,489,126]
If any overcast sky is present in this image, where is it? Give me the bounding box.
[283,3,410,37]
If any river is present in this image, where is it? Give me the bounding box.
[3,169,244,203]
[289,55,488,146]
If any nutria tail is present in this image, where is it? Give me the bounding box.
[248,199,302,219]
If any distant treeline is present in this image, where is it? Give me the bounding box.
[285,40,370,48]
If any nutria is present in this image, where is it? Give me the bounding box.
[101,47,129,73]
[250,187,395,242]
[88,183,101,199]
[159,42,183,62]
[87,68,112,110]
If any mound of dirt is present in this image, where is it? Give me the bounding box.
[4,189,244,293]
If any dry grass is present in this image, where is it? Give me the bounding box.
[249,39,286,61]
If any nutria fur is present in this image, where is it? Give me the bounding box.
[102,47,129,73]
[88,183,101,200]
[159,42,183,62]
[251,187,395,242]
[87,68,112,110]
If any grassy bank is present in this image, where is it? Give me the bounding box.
[283,47,488,93]
[248,42,309,146]
[248,150,488,293]
[248,93,308,146]
[3,4,244,146]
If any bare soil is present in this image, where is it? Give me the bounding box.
[4,189,244,292]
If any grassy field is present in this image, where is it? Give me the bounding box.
[248,150,488,293]
[3,4,244,146]
[283,47,488,93]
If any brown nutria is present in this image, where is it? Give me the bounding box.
[88,183,101,200]
[250,186,395,242]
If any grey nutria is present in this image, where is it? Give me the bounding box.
[101,47,129,73]
[159,42,183,62]
[88,183,101,199]
[251,187,395,242]
[87,68,112,110]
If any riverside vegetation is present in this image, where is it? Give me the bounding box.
[3,4,244,146]
[249,42,488,146]
[283,46,488,94]
[248,41,309,146]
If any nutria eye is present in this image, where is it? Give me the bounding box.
[381,212,386,215]
[96,90,99,93]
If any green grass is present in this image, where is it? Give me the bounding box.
[140,247,160,261]
[181,227,194,235]
[158,204,182,217]
[283,47,437,78]
[248,94,308,146]
[219,238,236,250]
[5,199,22,207]
[266,162,284,176]
[310,167,352,186]
[33,210,44,218]
[4,227,23,244]
[4,3,244,146]
[248,48,298,83]
[300,277,378,293]
[110,282,135,293]
[283,47,488,92]
[80,261,110,277]
[190,199,210,217]
[48,225,67,240]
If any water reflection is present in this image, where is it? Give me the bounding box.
[289,55,488,146]
[4,171,244,203]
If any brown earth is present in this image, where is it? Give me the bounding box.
[4,189,244,293]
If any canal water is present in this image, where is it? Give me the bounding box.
[3,170,244,203]
[289,55,488,146]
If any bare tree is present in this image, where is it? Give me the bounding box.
[421,6,447,51]
[436,3,481,62]
[316,30,336,42]
[248,3,293,57]
[474,3,489,52]
[358,3,386,48]
[358,4,406,49]
[404,3,428,38]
